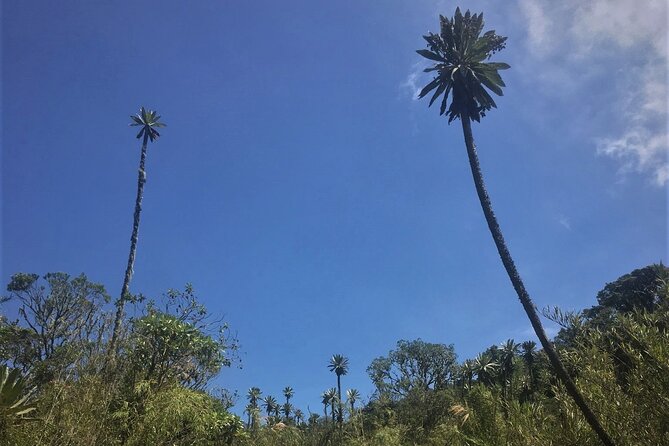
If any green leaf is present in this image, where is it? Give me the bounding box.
[478,73,504,96]
[428,81,447,107]
[486,62,510,70]
[417,77,440,99]
[416,49,445,62]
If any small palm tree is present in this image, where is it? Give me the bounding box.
[247,387,262,407]
[328,354,349,425]
[324,387,338,424]
[346,388,360,413]
[321,390,330,422]
[416,9,614,446]
[109,107,166,358]
[500,339,519,398]
[281,402,292,422]
[246,387,262,428]
[294,409,304,426]
[263,395,278,422]
[282,386,294,422]
[472,353,498,387]
[459,359,475,396]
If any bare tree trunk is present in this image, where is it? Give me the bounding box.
[108,131,150,360]
[337,375,343,426]
[459,116,615,446]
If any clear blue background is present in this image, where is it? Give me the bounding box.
[2,0,666,415]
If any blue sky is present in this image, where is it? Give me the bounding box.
[2,0,667,416]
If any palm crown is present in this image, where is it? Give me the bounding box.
[328,354,349,376]
[417,8,509,123]
[129,106,166,142]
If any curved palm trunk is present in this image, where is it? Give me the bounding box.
[460,116,615,446]
[109,132,150,359]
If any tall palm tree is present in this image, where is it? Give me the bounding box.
[416,9,614,446]
[328,354,349,425]
[109,107,166,358]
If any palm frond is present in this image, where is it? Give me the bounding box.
[416,8,509,122]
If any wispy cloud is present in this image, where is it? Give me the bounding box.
[557,214,571,231]
[399,61,430,101]
[518,0,668,186]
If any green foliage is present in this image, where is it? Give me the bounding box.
[417,8,509,122]
[368,339,456,399]
[0,365,36,440]
[1,272,110,384]
[127,285,238,389]
[129,106,166,142]
[124,385,244,446]
[1,273,242,446]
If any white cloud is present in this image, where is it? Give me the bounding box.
[399,61,430,101]
[518,0,668,186]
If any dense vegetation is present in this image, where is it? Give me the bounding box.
[1,264,667,445]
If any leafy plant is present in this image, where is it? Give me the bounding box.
[0,365,36,437]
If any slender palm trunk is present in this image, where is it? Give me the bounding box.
[459,116,615,446]
[109,132,150,359]
[336,375,343,426]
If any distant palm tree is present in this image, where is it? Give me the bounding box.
[248,387,262,407]
[263,395,278,423]
[500,339,519,399]
[294,409,304,426]
[246,387,262,428]
[346,388,360,413]
[416,9,614,446]
[109,107,166,358]
[321,390,331,422]
[325,387,338,424]
[459,359,475,397]
[521,342,537,379]
[282,403,293,422]
[520,340,538,401]
[472,353,498,387]
[328,354,349,425]
[243,404,255,430]
[282,386,294,421]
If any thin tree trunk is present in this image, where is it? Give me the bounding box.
[459,116,615,446]
[109,131,150,360]
[337,375,343,426]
